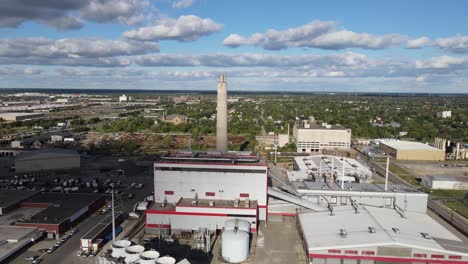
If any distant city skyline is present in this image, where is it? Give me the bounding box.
[0,0,468,93]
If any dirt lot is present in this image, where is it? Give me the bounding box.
[395,160,468,178]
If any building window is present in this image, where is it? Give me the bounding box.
[164,191,174,195]
[206,192,215,197]
[240,193,249,198]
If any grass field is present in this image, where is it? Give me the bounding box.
[430,189,467,198]
[444,201,468,219]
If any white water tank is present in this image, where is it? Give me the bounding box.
[140,250,160,264]
[157,256,176,264]
[222,230,249,263]
[111,240,132,258]
[124,245,145,263]
[224,219,251,233]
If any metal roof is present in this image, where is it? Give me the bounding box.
[380,140,442,151]
[298,206,468,255]
[15,148,79,161]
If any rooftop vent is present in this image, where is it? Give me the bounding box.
[368,227,376,233]
[208,201,215,207]
[392,187,397,192]
[421,232,431,239]
[339,229,347,237]
[392,228,400,234]
[191,200,198,206]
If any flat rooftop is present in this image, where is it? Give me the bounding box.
[0,112,44,117]
[16,148,79,160]
[19,192,104,224]
[177,198,257,209]
[157,151,266,165]
[291,181,422,194]
[81,213,123,240]
[296,122,348,130]
[299,206,468,254]
[380,140,442,151]
[0,190,39,210]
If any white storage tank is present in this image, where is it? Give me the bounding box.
[111,239,132,258]
[157,256,176,264]
[124,245,145,263]
[222,230,250,263]
[224,218,251,233]
[140,250,160,264]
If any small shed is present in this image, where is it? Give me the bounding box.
[421,175,468,190]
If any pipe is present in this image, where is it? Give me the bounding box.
[385,156,389,191]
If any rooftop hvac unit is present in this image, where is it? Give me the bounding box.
[244,199,250,208]
[421,232,432,239]
[339,229,347,237]
[368,227,376,233]
[209,201,215,207]
[234,199,240,208]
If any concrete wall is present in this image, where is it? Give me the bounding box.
[293,127,351,153]
[146,210,257,233]
[154,163,268,220]
[379,144,445,161]
[15,155,80,173]
[422,176,468,190]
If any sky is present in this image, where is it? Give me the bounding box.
[1,0,468,93]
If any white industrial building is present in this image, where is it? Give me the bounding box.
[293,121,351,153]
[0,112,44,121]
[422,175,468,190]
[147,152,267,234]
[288,155,372,183]
[437,110,452,118]
[299,206,468,264]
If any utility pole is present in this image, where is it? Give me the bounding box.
[385,156,389,191]
[112,186,116,242]
[341,157,345,190]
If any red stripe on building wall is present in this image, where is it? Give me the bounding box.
[414,253,427,258]
[344,250,358,255]
[449,256,462,260]
[164,191,174,195]
[431,254,445,259]
[267,212,297,216]
[258,205,267,208]
[328,249,341,254]
[147,224,171,228]
[240,193,249,198]
[147,210,228,217]
[175,205,257,211]
[362,251,375,255]
[205,192,215,197]
[308,254,467,264]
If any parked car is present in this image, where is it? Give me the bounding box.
[25,255,39,261]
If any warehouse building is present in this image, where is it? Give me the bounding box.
[379,140,445,161]
[16,192,105,238]
[0,225,43,263]
[15,148,80,175]
[299,206,468,263]
[422,175,468,190]
[147,151,267,234]
[0,112,44,121]
[0,190,38,215]
[293,121,351,153]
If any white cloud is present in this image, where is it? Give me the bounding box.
[123,15,222,42]
[436,36,468,53]
[415,56,467,69]
[0,0,149,30]
[223,20,406,50]
[172,0,193,9]
[406,36,430,49]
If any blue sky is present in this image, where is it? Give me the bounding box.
[0,0,468,93]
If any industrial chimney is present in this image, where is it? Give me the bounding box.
[216,74,228,152]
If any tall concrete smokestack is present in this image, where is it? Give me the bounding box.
[216,74,228,152]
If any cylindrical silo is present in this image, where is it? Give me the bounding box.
[224,219,251,233]
[111,239,132,258]
[124,245,145,263]
[222,230,249,263]
[140,250,160,264]
[157,256,176,264]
